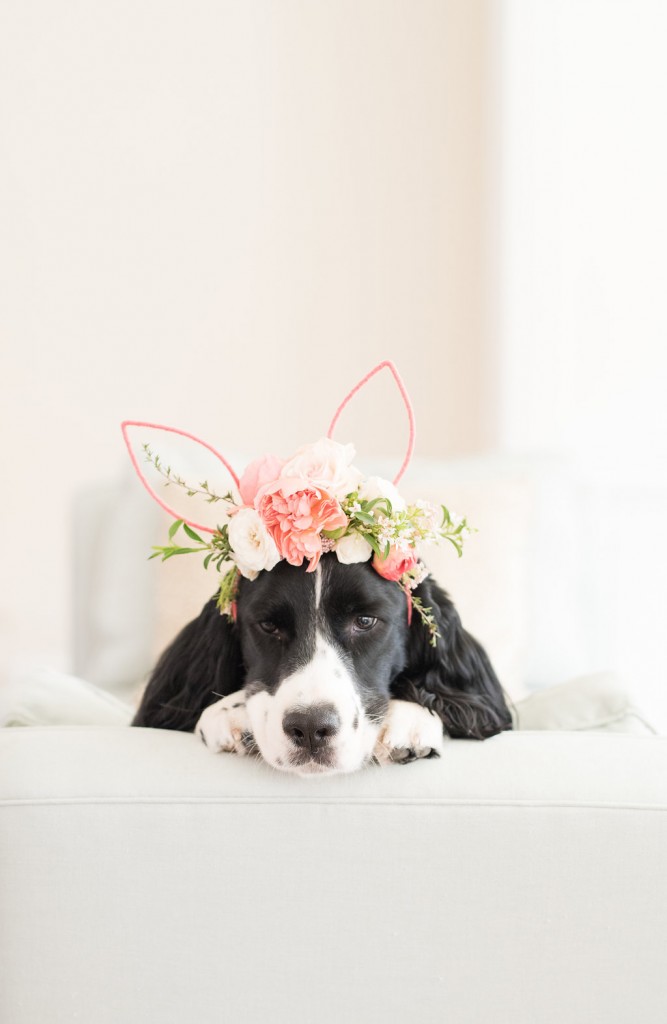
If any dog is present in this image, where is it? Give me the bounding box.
[133,554,513,775]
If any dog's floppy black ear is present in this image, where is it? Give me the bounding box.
[392,575,513,739]
[132,598,244,732]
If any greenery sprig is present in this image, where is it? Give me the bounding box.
[216,565,240,615]
[148,518,231,567]
[149,519,240,614]
[407,594,440,647]
[439,505,474,558]
[338,493,473,562]
[142,443,235,506]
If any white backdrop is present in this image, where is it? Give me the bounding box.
[495,0,667,725]
[0,1,494,679]
[1,1,665,726]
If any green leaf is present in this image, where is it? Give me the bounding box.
[365,534,382,558]
[183,523,204,544]
[444,536,463,557]
[203,552,213,570]
[160,545,206,560]
[168,519,183,541]
[322,527,347,540]
[353,511,375,525]
[360,497,391,519]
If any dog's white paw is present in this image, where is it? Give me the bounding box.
[374,699,444,765]
[195,691,255,756]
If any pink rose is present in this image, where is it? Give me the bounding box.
[256,478,348,572]
[372,546,419,582]
[239,455,285,506]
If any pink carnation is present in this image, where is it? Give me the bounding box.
[256,478,348,572]
[372,546,419,582]
[239,455,285,506]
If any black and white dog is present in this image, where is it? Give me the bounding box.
[133,555,512,775]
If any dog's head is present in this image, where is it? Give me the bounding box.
[137,554,512,776]
[126,362,513,772]
[236,555,408,774]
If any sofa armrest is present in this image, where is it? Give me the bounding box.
[2,728,667,1023]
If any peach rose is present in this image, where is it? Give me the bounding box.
[281,438,362,499]
[256,478,348,572]
[227,507,281,579]
[372,546,419,582]
[238,454,284,506]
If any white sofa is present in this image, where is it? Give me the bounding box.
[2,725,667,1024]
[3,455,665,1022]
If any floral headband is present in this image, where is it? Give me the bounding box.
[122,361,471,645]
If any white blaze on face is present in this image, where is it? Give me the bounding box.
[245,637,380,775]
[314,562,323,609]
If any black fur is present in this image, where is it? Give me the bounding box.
[132,599,243,731]
[133,556,513,742]
[390,576,513,739]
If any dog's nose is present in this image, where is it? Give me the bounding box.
[282,706,341,751]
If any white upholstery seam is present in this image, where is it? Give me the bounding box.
[3,727,666,739]
[3,797,667,811]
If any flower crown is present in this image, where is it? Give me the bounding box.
[122,361,472,645]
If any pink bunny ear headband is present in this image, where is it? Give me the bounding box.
[122,360,471,646]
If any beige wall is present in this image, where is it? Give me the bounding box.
[1,1,495,678]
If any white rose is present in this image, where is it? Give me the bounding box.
[335,532,373,565]
[281,437,362,499]
[358,476,406,512]
[227,508,281,580]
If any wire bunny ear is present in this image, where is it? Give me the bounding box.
[121,421,240,535]
[327,360,416,485]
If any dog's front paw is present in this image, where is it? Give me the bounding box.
[374,699,444,765]
[195,691,255,756]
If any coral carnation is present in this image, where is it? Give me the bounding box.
[256,478,348,571]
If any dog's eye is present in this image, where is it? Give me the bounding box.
[258,620,281,637]
[353,615,378,632]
